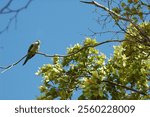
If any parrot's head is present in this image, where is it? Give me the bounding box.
[35,40,40,45]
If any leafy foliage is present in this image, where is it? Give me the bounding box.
[36,0,150,99]
[36,22,150,100]
[106,23,150,99]
[112,0,149,23]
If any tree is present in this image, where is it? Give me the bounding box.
[37,0,150,99]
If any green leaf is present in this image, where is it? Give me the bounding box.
[138,12,143,20]
[128,0,133,3]
[121,2,126,8]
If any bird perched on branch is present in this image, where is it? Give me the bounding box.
[23,40,40,65]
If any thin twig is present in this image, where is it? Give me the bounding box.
[87,28,124,37]
[0,55,27,73]
[0,0,33,34]
[0,0,13,13]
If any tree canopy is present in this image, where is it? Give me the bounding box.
[36,0,150,100]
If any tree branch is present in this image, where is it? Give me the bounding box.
[82,73,147,96]
[3,0,33,14]
[0,0,13,13]
[0,55,27,73]
[80,1,130,22]
[86,28,124,37]
[102,80,147,95]
[80,0,150,46]
[37,39,124,58]
[0,39,123,73]
[0,0,33,34]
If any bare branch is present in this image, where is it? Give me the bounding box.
[0,0,33,34]
[3,0,33,14]
[0,12,18,34]
[80,1,130,22]
[0,0,13,13]
[36,52,66,58]
[87,28,124,37]
[0,55,27,73]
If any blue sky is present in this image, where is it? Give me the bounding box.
[0,0,119,100]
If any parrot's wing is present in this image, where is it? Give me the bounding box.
[27,43,34,53]
[23,41,40,66]
[23,44,34,65]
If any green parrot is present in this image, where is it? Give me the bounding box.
[23,40,40,65]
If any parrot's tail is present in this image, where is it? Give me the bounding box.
[23,58,28,65]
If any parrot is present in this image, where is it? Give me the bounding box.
[23,40,40,65]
